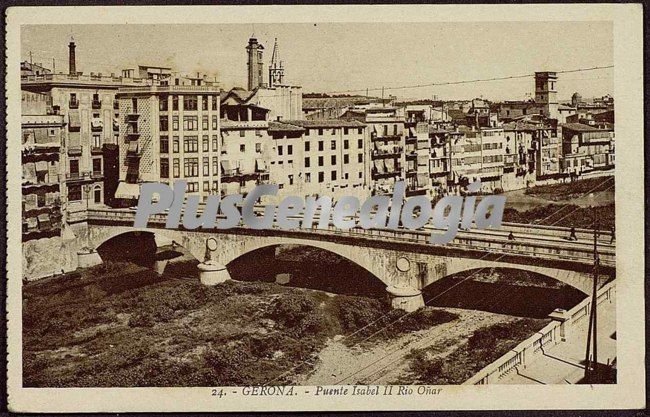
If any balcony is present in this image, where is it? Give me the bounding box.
[125,128,140,140]
[65,171,92,182]
[371,147,401,158]
[69,100,79,109]
[91,170,103,179]
[406,188,427,197]
[221,168,259,183]
[92,100,102,109]
[67,146,82,156]
[90,146,103,155]
[126,113,140,121]
[372,134,401,142]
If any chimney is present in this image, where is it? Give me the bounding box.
[68,38,76,75]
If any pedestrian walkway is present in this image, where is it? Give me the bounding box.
[499,296,616,384]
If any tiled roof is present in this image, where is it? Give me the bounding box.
[560,123,603,132]
[267,121,305,132]
[281,119,367,128]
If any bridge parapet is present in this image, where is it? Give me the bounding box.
[78,208,615,269]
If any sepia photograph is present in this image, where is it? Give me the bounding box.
[5,4,645,413]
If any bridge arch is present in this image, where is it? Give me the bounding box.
[226,242,388,296]
[423,266,589,318]
[443,257,608,295]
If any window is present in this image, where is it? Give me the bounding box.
[278,145,283,156]
[255,143,261,153]
[212,97,218,111]
[183,96,198,111]
[173,158,180,177]
[331,128,336,135]
[159,96,168,111]
[358,172,363,179]
[202,116,209,130]
[344,140,349,149]
[132,98,138,113]
[331,155,336,165]
[255,129,262,137]
[202,96,209,111]
[304,157,310,167]
[288,174,294,185]
[187,182,199,192]
[344,154,349,164]
[172,116,179,131]
[92,158,101,173]
[288,144,293,155]
[358,128,363,134]
[212,116,218,130]
[331,140,336,150]
[318,129,323,136]
[68,185,81,201]
[358,154,363,163]
[92,134,101,148]
[344,128,349,135]
[69,159,79,174]
[318,172,324,183]
[305,173,311,182]
[239,130,245,138]
[212,135,219,151]
[183,136,199,153]
[331,171,337,181]
[318,141,324,151]
[160,159,169,178]
[184,158,199,177]
[240,144,245,152]
[183,116,198,131]
[203,181,210,191]
[172,96,179,111]
[358,139,363,148]
[304,141,310,151]
[318,156,324,166]
[305,129,310,136]
[159,116,169,131]
[160,136,169,153]
[202,135,209,152]
[212,157,219,174]
[203,157,209,176]
[173,136,179,153]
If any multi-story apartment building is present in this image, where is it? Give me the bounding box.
[21,93,65,241]
[268,119,368,200]
[115,81,222,202]
[448,126,505,192]
[560,123,615,177]
[341,107,405,196]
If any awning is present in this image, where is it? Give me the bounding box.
[385,158,394,172]
[91,118,104,129]
[37,213,50,224]
[35,160,48,172]
[255,158,267,171]
[115,182,140,199]
[221,160,231,173]
[409,127,416,137]
[68,110,80,128]
[127,141,139,153]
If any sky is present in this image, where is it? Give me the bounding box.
[21,22,613,101]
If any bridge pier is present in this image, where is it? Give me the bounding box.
[386,284,425,312]
[198,261,231,285]
[76,248,102,269]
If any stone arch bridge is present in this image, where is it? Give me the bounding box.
[58,208,616,310]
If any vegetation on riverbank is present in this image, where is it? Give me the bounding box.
[503,203,615,230]
[399,318,549,384]
[524,176,614,201]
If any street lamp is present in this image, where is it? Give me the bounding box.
[82,184,92,211]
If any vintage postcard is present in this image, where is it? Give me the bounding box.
[5,4,645,412]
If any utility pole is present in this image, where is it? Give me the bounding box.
[52,58,56,74]
[584,222,600,382]
[29,51,33,65]
[382,86,385,107]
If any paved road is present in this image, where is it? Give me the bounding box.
[498,296,616,385]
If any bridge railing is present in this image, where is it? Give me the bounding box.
[463,281,616,385]
[80,208,614,267]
